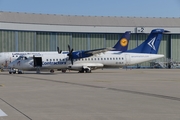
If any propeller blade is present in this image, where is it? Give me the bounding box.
[71,58,73,65]
[68,45,71,52]
[57,46,62,54]
[67,45,74,65]
[70,48,73,53]
[57,47,59,53]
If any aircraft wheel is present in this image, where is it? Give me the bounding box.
[9,72,12,74]
[62,69,66,73]
[78,69,84,73]
[50,69,54,73]
[85,69,91,73]
[18,71,23,74]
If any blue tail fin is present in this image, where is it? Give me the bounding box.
[127,29,169,54]
[113,31,131,51]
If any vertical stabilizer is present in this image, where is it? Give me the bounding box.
[113,31,131,51]
[127,29,169,54]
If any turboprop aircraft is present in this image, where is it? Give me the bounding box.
[0,31,131,71]
[9,31,131,73]
[8,29,167,74]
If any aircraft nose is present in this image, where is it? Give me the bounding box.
[8,62,14,68]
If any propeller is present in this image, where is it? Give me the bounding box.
[67,45,74,65]
[57,47,62,54]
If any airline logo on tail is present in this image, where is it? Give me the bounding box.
[148,37,156,51]
[120,38,128,47]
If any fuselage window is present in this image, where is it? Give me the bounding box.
[113,58,115,60]
[88,58,90,60]
[50,59,52,61]
[101,58,103,60]
[85,58,87,61]
[59,59,61,61]
[56,59,58,61]
[122,58,124,60]
[94,58,96,60]
[46,59,48,61]
[110,58,112,60]
[104,58,106,60]
[119,58,121,60]
[53,59,55,61]
[107,58,109,60]
[13,55,14,57]
[91,58,93,60]
[98,58,100,60]
[116,58,118,60]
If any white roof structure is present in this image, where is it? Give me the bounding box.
[0,11,180,33]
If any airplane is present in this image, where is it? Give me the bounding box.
[8,29,167,74]
[0,31,131,72]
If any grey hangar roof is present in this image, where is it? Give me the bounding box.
[0,11,180,33]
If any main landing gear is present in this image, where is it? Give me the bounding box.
[50,69,54,73]
[78,68,91,73]
[62,69,67,73]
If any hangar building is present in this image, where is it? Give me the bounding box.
[0,11,180,67]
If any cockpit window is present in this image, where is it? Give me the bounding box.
[17,56,23,60]
[17,56,28,60]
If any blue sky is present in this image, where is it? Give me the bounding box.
[0,0,179,18]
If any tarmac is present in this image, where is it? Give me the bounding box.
[0,68,180,120]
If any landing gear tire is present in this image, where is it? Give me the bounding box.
[78,68,84,73]
[50,69,54,73]
[18,71,23,74]
[62,69,66,73]
[85,69,91,73]
[9,69,16,74]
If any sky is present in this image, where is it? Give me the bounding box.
[0,0,180,18]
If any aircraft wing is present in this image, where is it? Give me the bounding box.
[84,47,114,55]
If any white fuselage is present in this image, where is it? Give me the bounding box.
[8,52,164,71]
[0,51,69,68]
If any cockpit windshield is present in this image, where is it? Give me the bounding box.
[16,56,28,60]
